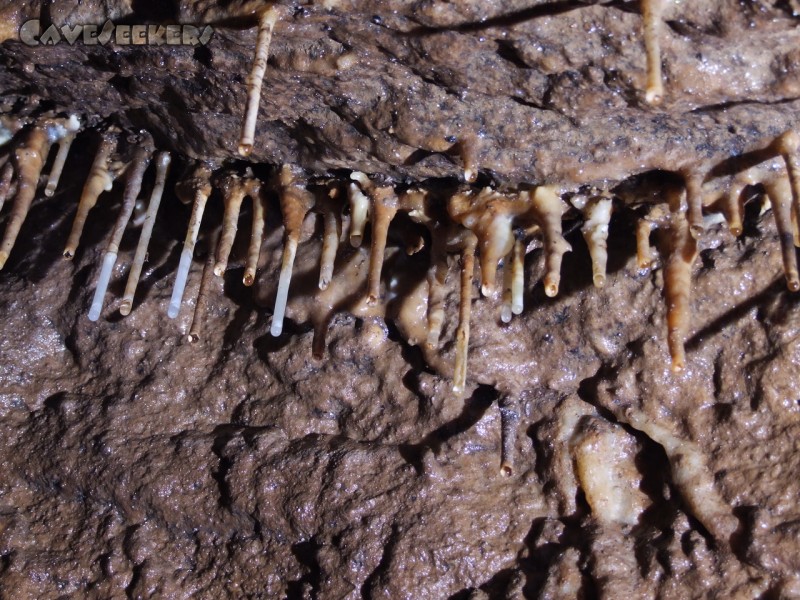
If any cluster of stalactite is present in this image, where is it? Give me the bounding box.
[1,116,799,392]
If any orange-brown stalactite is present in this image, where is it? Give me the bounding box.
[775,131,800,247]
[642,0,665,105]
[635,203,668,270]
[0,127,48,270]
[271,164,315,337]
[636,216,654,270]
[448,188,529,297]
[367,186,398,303]
[529,186,571,298]
[106,147,151,258]
[683,171,705,240]
[213,174,247,277]
[499,397,519,477]
[348,172,400,303]
[244,179,266,287]
[169,164,214,319]
[459,136,480,184]
[453,230,477,395]
[764,176,800,292]
[664,207,698,373]
[64,132,117,260]
[239,5,281,156]
[723,180,745,238]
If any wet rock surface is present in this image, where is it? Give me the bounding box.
[1,0,799,184]
[1,1,800,598]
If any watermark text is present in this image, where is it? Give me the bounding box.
[20,20,214,47]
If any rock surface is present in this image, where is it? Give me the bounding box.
[1,1,800,598]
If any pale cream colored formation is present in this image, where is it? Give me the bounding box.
[570,416,650,526]
[64,132,117,260]
[546,398,651,526]
[575,195,613,287]
[641,0,666,105]
[501,239,524,323]
[44,115,81,198]
[347,174,370,248]
[119,152,171,316]
[623,409,738,541]
[317,190,341,290]
[239,6,281,156]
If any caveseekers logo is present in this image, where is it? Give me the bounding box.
[19,20,214,46]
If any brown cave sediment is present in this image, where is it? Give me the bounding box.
[1,1,800,598]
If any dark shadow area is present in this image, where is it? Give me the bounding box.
[360,524,399,600]
[518,513,596,599]
[685,278,785,351]
[254,317,313,357]
[287,537,322,599]
[129,0,180,22]
[398,383,499,473]
[210,423,239,510]
[406,1,600,35]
